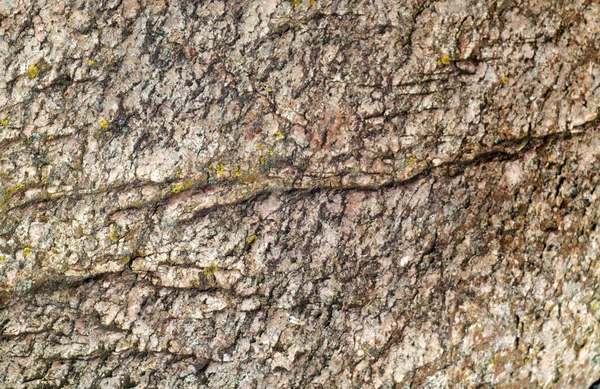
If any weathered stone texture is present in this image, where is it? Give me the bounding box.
[1,0,600,388]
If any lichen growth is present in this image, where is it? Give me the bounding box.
[215,163,225,175]
[26,64,39,79]
[6,183,26,199]
[47,135,55,140]
[437,55,451,66]
[266,86,273,93]
[407,156,418,165]
[502,76,510,85]
[247,234,258,246]
[122,256,131,264]
[0,119,8,126]
[171,183,185,194]
[109,226,123,243]
[293,0,302,5]
[87,59,95,66]
[203,263,219,277]
[0,255,5,263]
[99,119,109,130]
[184,179,195,189]
[276,131,284,139]
[233,166,242,177]
[23,247,31,258]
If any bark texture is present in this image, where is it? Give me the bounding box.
[1,0,600,388]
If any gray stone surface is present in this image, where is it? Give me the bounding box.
[1,0,600,388]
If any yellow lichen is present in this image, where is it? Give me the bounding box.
[171,183,185,194]
[294,0,302,5]
[247,234,258,245]
[310,0,316,4]
[439,55,451,66]
[276,131,284,139]
[175,170,182,178]
[215,163,225,175]
[6,183,26,199]
[87,59,95,66]
[99,119,109,130]
[0,119,8,126]
[268,150,274,156]
[26,64,39,79]
[122,256,131,264]
[41,177,49,185]
[266,86,273,93]
[233,166,242,177]
[407,156,417,165]
[47,135,55,140]
[73,162,83,170]
[332,257,339,265]
[109,226,123,243]
[221,125,227,132]
[23,247,31,257]
[256,143,263,150]
[183,179,195,189]
[259,156,266,165]
[203,263,219,277]
[502,76,510,85]
[0,255,5,264]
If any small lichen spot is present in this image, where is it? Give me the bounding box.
[294,0,302,5]
[184,179,195,189]
[440,55,451,65]
[203,263,219,277]
[502,76,510,85]
[0,119,8,126]
[6,183,26,199]
[407,156,418,165]
[26,64,39,79]
[100,119,109,130]
[87,59,95,66]
[47,135,55,140]
[233,166,242,177]
[0,255,5,264]
[171,183,185,194]
[276,131,284,139]
[266,86,273,93]
[215,163,225,175]
[109,226,123,243]
[247,234,258,246]
[23,247,31,258]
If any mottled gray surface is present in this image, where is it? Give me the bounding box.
[1,0,600,388]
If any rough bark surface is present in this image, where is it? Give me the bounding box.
[1,0,600,388]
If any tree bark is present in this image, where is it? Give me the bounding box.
[1,0,600,388]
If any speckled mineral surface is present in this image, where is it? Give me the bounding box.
[1,0,600,388]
